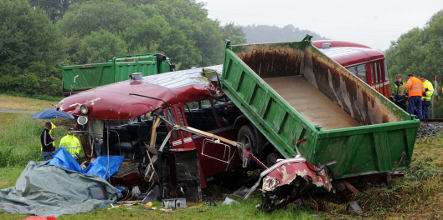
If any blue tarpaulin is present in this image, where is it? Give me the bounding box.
[48,147,124,179]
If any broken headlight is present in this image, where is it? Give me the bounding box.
[80,104,89,115]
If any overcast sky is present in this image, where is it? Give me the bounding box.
[200,0,443,51]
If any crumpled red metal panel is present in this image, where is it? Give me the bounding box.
[58,66,221,120]
[262,161,333,192]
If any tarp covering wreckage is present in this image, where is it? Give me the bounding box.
[0,148,124,217]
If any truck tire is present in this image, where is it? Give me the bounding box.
[237,125,259,167]
[265,151,281,167]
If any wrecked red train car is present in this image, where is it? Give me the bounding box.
[58,66,252,202]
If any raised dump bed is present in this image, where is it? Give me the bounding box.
[221,36,420,179]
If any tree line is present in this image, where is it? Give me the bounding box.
[0,0,246,96]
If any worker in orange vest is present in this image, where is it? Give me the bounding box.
[402,73,425,119]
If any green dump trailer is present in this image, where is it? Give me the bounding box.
[62,54,174,96]
[221,36,420,179]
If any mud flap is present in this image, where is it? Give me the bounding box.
[174,149,202,202]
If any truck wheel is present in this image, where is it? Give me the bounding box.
[265,152,281,167]
[237,125,258,167]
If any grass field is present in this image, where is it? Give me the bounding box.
[0,94,442,219]
[0,94,59,111]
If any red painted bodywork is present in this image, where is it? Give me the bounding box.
[263,160,333,192]
[313,40,390,98]
[58,66,242,187]
[59,82,216,120]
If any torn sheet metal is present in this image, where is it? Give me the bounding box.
[262,160,333,192]
[58,65,222,120]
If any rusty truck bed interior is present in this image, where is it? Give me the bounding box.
[237,45,399,129]
[263,76,359,130]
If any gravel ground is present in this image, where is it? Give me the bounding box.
[417,121,443,139]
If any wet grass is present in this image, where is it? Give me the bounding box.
[0,112,80,167]
[0,112,24,130]
[0,166,24,189]
[322,136,443,219]
[0,192,319,220]
[0,93,59,111]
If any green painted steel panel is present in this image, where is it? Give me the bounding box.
[62,54,172,94]
[221,36,420,179]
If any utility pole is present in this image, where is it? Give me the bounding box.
[432,74,437,118]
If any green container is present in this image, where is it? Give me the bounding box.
[62,54,174,96]
[221,36,419,179]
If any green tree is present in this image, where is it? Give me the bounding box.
[136,0,224,68]
[123,15,170,53]
[57,0,143,38]
[76,30,127,63]
[28,0,86,23]
[386,10,443,117]
[0,0,65,96]
[221,23,246,45]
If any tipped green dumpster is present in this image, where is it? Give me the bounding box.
[221,36,419,179]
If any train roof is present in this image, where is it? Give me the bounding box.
[313,40,384,67]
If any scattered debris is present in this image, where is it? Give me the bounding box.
[205,199,216,206]
[343,181,361,194]
[131,186,142,199]
[140,206,155,210]
[140,202,155,210]
[347,201,363,215]
[116,200,142,205]
[162,198,187,209]
[107,204,120,210]
[24,217,56,220]
[142,185,161,204]
[231,186,250,198]
[160,208,174,215]
[222,196,240,205]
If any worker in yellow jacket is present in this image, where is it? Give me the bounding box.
[59,128,82,159]
[420,75,434,119]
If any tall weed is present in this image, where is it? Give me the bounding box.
[0,117,66,166]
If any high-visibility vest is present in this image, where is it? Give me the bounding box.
[422,80,434,101]
[59,134,82,157]
[393,81,405,96]
[405,77,425,98]
[49,122,56,135]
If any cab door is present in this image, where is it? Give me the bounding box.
[163,104,195,151]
